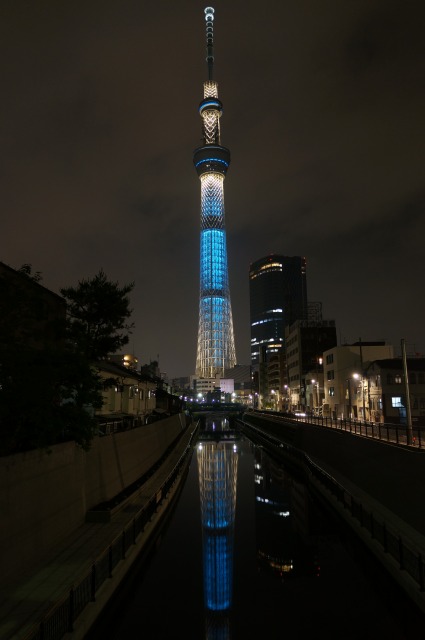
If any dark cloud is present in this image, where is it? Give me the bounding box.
[1,0,424,378]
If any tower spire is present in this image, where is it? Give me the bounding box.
[204,7,214,81]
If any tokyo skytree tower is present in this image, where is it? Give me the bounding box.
[193,6,236,379]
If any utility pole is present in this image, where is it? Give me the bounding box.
[401,338,413,445]
[359,337,366,421]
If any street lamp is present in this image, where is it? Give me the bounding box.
[311,379,320,413]
[353,372,366,422]
[271,389,276,411]
[283,384,289,411]
[344,378,352,420]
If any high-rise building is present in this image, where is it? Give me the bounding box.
[249,254,308,366]
[193,7,236,380]
[285,304,337,412]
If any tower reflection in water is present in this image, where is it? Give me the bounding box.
[197,416,239,640]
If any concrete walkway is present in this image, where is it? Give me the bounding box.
[0,423,198,640]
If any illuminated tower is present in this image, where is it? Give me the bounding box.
[197,432,238,637]
[194,7,236,379]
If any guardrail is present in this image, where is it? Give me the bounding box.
[22,423,199,640]
[239,419,425,601]
[250,410,425,448]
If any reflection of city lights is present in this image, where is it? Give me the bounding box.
[255,496,289,514]
[258,549,294,573]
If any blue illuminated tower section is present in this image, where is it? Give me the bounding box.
[194,7,236,379]
[197,437,238,633]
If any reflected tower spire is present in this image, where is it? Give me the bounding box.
[194,6,236,379]
[197,429,239,638]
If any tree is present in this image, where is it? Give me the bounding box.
[0,346,103,455]
[60,269,135,360]
[0,266,135,455]
[17,263,43,282]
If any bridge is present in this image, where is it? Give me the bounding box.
[187,401,245,419]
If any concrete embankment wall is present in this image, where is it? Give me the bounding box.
[0,413,187,582]
[242,412,425,537]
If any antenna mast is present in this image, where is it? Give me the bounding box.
[205,7,214,80]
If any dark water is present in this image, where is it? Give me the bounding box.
[87,424,425,639]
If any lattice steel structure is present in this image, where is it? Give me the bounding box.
[197,438,238,614]
[194,7,236,379]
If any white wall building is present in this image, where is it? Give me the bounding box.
[322,342,394,420]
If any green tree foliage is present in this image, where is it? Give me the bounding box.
[60,269,135,360]
[18,263,42,282]
[0,266,135,455]
[0,347,102,455]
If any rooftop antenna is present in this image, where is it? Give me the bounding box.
[205,7,215,80]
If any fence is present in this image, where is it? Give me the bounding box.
[252,410,425,448]
[240,418,425,598]
[22,424,199,640]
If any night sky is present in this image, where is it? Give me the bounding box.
[1,0,424,380]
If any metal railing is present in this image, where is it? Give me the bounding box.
[250,410,425,448]
[239,419,425,599]
[22,423,199,640]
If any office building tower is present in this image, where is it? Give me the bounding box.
[193,7,236,379]
[249,254,308,366]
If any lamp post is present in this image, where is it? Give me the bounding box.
[271,389,276,411]
[401,337,413,445]
[361,375,367,421]
[352,373,360,420]
[345,378,352,420]
[283,384,289,412]
[352,372,367,422]
[311,379,320,413]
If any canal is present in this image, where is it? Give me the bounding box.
[86,417,425,639]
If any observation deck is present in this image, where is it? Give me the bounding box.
[193,144,230,177]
